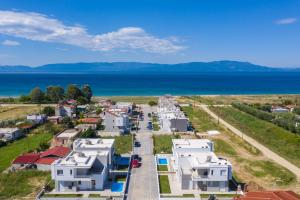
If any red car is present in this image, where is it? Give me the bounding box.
[131,159,140,168]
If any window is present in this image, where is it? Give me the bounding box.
[220,170,227,176]
[211,170,214,175]
[57,170,63,175]
[78,181,81,185]
[70,170,72,175]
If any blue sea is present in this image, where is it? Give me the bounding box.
[0,72,300,96]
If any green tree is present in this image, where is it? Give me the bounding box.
[42,106,55,116]
[61,116,74,128]
[38,141,50,151]
[77,96,88,105]
[66,84,82,100]
[29,87,44,103]
[46,86,64,102]
[80,128,97,138]
[19,95,31,103]
[81,85,93,102]
[148,100,158,106]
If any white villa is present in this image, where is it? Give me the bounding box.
[103,109,130,134]
[172,139,232,192]
[157,96,188,132]
[51,138,115,192]
[0,128,23,142]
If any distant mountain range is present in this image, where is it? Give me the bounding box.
[0,61,299,73]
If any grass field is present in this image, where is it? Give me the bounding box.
[210,106,300,168]
[102,135,132,154]
[182,105,297,190]
[0,170,51,199]
[157,165,168,171]
[0,123,62,172]
[153,135,180,154]
[94,96,158,104]
[158,175,171,194]
[182,106,220,132]
[0,105,45,120]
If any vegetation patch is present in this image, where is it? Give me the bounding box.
[213,138,237,156]
[43,193,83,197]
[159,175,171,194]
[153,134,180,154]
[157,165,168,171]
[102,135,132,154]
[0,170,50,199]
[210,106,300,167]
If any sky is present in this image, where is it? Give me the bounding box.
[0,0,299,67]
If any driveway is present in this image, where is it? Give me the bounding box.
[127,104,159,200]
[199,104,300,179]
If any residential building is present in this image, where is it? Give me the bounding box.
[75,124,97,132]
[55,104,76,118]
[53,129,81,147]
[0,128,23,142]
[157,96,188,132]
[172,139,232,192]
[12,153,41,169]
[116,102,133,114]
[51,138,115,192]
[78,117,100,124]
[48,116,62,124]
[27,114,47,124]
[103,110,130,133]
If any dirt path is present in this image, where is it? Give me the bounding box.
[199,104,300,180]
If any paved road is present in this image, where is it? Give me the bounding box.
[127,132,159,200]
[199,104,300,179]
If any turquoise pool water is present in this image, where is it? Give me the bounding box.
[158,158,168,165]
[111,182,124,192]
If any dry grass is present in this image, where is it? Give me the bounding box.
[0,105,45,120]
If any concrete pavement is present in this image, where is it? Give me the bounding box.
[199,104,300,179]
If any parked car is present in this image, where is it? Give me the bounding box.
[132,154,142,162]
[131,159,140,168]
[134,141,141,147]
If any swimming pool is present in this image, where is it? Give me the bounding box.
[158,157,168,165]
[111,182,124,192]
[116,157,130,165]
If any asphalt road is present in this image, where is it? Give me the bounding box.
[127,132,159,200]
[199,104,300,179]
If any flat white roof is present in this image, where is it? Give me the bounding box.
[73,138,114,150]
[0,128,19,134]
[57,129,80,139]
[172,139,212,149]
[54,151,96,167]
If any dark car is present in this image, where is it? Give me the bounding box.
[134,141,141,147]
[132,154,142,162]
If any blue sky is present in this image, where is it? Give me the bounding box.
[0,0,299,67]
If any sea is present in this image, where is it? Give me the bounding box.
[0,72,300,96]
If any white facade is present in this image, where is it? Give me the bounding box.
[27,114,47,124]
[172,139,232,192]
[0,128,23,142]
[103,110,130,133]
[51,138,115,192]
[157,96,188,132]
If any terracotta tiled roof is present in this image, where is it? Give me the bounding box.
[35,157,57,165]
[12,153,41,164]
[79,118,100,124]
[235,191,300,200]
[40,146,70,158]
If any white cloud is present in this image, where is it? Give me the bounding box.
[275,18,297,25]
[0,10,184,53]
[2,39,20,46]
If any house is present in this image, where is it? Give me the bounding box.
[27,114,47,124]
[234,191,300,200]
[171,139,232,192]
[52,129,81,147]
[271,106,289,113]
[55,104,76,118]
[48,116,62,124]
[0,128,23,142]
[157,96,188,132]
[103,110,130,133]
[77,105,89,113]
[75,124,97,132]
[12,153,41,169]
[116,102,133,114]
[35,146,71,171]
[12,146,70,171]
[98,99,113,108]
[51,138,115,192]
